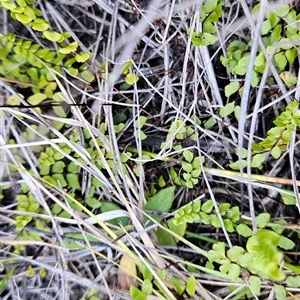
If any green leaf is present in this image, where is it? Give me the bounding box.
[267,12,279,28]
[11,6,24,13]
[36,48,50,58]
[114,112,127,124]
[191,169,201,177]
[268,126,284,138]
[271,24,282,44]
[189,30,218,47]
[28,93,47,105]
[42,175,57,186]
[7,94,21,106]
[59,42,78,54]
[212,242,226,257]
[206,11,220,22]
[65,57,76,68]
[274,52,287,71]
[210,215,221,228]
[45,82,57,98]
[141,278,152,295]
[280,71,297,87]
[236,224,253,237]
[246,229,285,281]
[39,164,50,175]
[186,276,196,296]
[30,17,49,31]
[43,51,56,63]
[156,224,176,246]
[251,153,266,168]
[66,173,81,189]
[182,162,193,173]
[27,67,39,81]
[256,213,270,228]
[236,252,252,269]
[125,73,139,85]
[278,236,295,250]
[270,146,281,159]
[183,150,194,162]
[251,71,260,87]
[154,175,163,188]
[52,203,62,215]
[285,48,298,65]
[156,219,186,246]
[51,174,67,187]
[280,191,296,205]
[1,1,17,10]
[229,160,247,170]
[274,285,286,300]
[141,265,154,281]
[219,203,230,212]
[227,206,240,222]
[204,116,215,129]
[75,52,90,62]
[202,0,218,13]
[91,177,103,188]
[130,286,147,300]
[53,151,65,161]
[282,129,292,143]
[170,277,185,296]
[52,161,65,173]
[86,197,102,209]
[53,106,67,118]
[15,13,32,24]
[43,30,64,42]
[169,218,186,238]
[192,201,201,212]
[23,6,36,19]
[134,116,147,128]
[234,105,241,121]
[255,52,266,69]
[220,102,235,117]
[22,40,32,50]
[200,32,218,46]
[274,4,289,17]
[184,203,193,215]
[203,20,216,34]
[270,220,286,235]
[134,129,147,140]
[201,200,213,213]
[249,276,261,295]
[66,67,78,76]
[192,156,204,168]
[16,0,26,7]
[226,263,241,281]
[81,70,95,82]
[0,275,10,293]
[114,123,125,133]
[100,202,130,226]
[232,55,250,75]
[233,50,243,61]
[286,275,300,287]
[225,82,240,97]
[227,246,244,262]
[144,186,175,213]
[120,61,133,74]
[224,219,234,232]
[261,20,271,35]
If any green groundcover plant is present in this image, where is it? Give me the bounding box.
[1,0,300,299]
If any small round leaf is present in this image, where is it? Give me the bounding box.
[125,73,139,85]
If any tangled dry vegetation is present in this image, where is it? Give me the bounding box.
[0,0,300,299]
